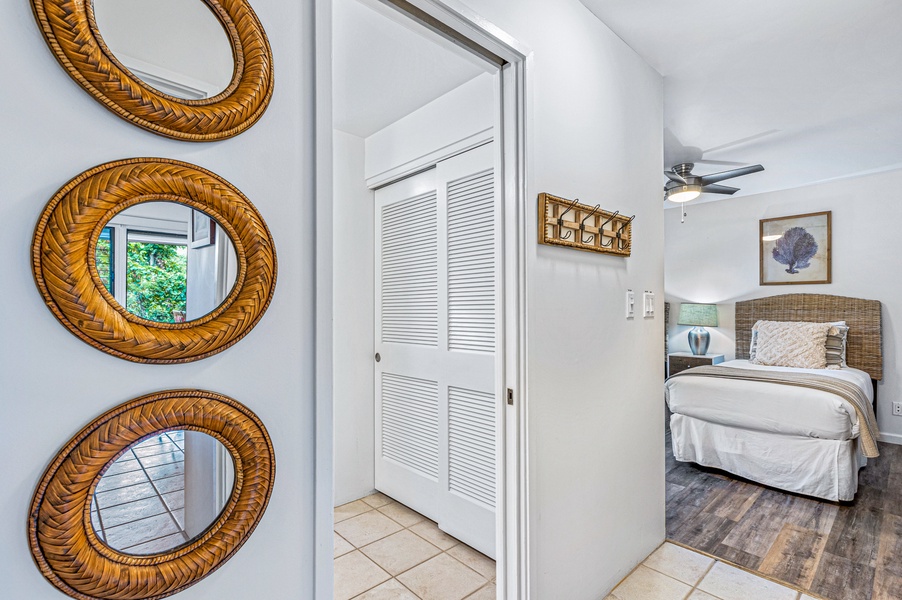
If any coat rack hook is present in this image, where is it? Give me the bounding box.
[557,197,580,240]
[600,210,619,230]
[617,215,636,249]
[580,204,600,243]
[598,210,620,248]
[617,215,636,233]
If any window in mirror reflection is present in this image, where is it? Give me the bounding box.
[89,430,235,555]
[96,202,238,324]
[96,226,115,293]
[126,232,188,322]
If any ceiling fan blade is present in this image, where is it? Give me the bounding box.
[694,158,747,167]
[664,170,687,184]
[700,184,739,195]
[699,164,764,185]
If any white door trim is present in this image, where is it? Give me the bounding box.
[366,128,493,190]
[313,0,335,598]
[314,2,530,598]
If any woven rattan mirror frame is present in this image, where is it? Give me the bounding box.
[29,389,275,600]
[30,0,273,141]
[32,158,277,363]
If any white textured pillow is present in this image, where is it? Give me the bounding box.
[751,320,832,369]
[749,320,847,364]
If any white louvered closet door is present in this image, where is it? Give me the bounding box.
[375,143,497,558]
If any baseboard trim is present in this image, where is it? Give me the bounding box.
[879,431,902,445]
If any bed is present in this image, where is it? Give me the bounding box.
[665,293,883,501]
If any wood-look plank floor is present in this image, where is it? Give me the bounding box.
[665,430,902,600]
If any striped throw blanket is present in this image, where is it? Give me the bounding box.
[666,365,880,458]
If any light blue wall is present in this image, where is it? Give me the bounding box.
[0,0,318,597]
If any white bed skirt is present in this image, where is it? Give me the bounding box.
[670,414,867,501]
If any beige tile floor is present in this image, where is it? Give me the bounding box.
[336,498,818,600]
[606,542,825,600]
[334,493,495,600]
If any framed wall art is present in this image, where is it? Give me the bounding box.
[759,211,831,285]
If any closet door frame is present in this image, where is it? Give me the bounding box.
[374,145,497,558]
[314,2,530,598]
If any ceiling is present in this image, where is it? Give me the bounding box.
[581,0,902,203]
[332,0,491,138]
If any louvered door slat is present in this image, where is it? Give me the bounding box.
[381,373,438,480]
[381,192,438,346]
[447,169,495,353]
[448,386,495,508]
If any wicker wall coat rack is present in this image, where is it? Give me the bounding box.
[538,193,634,256]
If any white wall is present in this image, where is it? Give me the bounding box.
[107,200,191,228]
[364,72,494,183]
[1,0,318,597]
[333,129,376,505]
[93,0,234,94]
[458,1,666,597]
[665,168,902,443]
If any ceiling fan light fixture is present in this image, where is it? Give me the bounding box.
[666,184,701,203]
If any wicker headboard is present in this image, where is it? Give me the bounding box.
[735,294,883,380]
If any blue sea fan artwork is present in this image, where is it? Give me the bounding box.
[772,226,818,274]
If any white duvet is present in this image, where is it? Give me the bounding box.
[666,359,874,441]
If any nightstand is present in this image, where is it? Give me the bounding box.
[668,352,724,377]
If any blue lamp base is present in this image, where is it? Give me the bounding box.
[688,326,710,355]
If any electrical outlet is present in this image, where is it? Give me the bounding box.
[893,402,902,416]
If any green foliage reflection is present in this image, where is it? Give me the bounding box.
[126,242,187,323]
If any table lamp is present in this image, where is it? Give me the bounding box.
[677,303,718,355]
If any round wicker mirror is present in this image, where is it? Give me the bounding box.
[32,158,277,363]
[29,389,275,600]
[30,0,274,141]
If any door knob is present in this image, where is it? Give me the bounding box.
[374,352,381,362]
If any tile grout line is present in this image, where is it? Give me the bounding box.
[619,544,804,600]
[96,438,189,550]
[131,447,188,543]
[95,448,143,541]
[120,530,188,553]
[101,508,176,534]
[95,472,185,503]
[341,505,421,600]
[94,449,142,543]
[605,545,661,599]
[681,557,717,600]
[93,492,108,542]
[337,495,494,600]
[665,538,831,600]
[631,549,716,599]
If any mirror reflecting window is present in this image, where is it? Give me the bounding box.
[96,202,239,324]
[91,0,235,99]
[90,430,235,555]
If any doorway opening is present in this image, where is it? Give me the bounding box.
[324,1,528,599]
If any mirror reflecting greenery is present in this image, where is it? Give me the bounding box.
[92,0,234,100]
[96,202,238,324]
[90,430,235,555]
